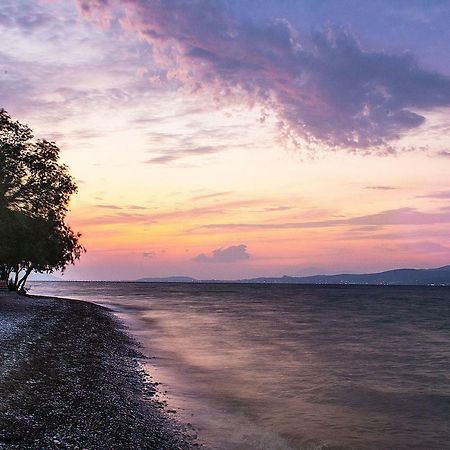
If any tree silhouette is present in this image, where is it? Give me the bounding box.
[0,109,84,291]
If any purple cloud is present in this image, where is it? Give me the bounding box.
[417,190,450,199]
[396,241,450,253]
[146,146,222,164]
[77,0,450,150]
[192,244,251,263]
[0,2,55,32]
[201,207,450,230]
[364,186,397,190]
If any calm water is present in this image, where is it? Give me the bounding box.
[30,282,450,449]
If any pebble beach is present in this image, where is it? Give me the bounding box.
[0,292,197,450]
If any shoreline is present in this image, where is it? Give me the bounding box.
[0,292,198,449]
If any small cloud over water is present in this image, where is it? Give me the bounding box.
[192,244,250,263]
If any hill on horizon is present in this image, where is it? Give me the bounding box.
[135,265,450,286]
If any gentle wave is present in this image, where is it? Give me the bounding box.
[30,282,450,450]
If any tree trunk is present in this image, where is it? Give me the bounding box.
[17,267,33,293]
[13,266,20,290]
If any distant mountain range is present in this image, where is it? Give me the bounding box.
[136,265,450,286]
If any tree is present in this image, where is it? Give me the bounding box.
[0,110,77,220]
[0,109,84,291]
[0,209,29,284]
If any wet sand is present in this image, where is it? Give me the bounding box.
[0,292,197,449]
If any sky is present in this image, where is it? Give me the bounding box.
[1,0,450,280]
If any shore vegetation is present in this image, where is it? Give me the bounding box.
[0,109,84,292]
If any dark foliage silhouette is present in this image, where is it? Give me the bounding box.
[0,109,84,291]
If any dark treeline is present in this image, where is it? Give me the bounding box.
[0,109,84,292]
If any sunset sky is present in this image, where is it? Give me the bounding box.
[2,0,450,280]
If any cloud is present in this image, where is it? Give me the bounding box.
[350,225,383,232]
[126,204,147,210]
[95,203,147,211]
[0,1,56,32]
[417,190,450,199]
[0,0,163,130]
[143,251,155,258]
[77,0,450,150]
[146,145,222,164]
[95,204,123,210]
[192,244,250,263]
[396,241,450,253]
[200,207,450,230]
[190,191,231,201]
[145,125,252,164]
[73,128,105,140]
[75,198,268,227]
[437,150,450,158]
[364,186,397,190]
[264,205,293,212]
[146,154,179,164]
[73,212,153,226]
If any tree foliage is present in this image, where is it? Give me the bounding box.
[0,109,85,291]
[0,110,77,219]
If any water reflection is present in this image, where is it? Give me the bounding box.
[30,282,450,449]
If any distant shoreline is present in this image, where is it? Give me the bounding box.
[31,280,450,287]
[0,293,196,449]
[30,264,450,286]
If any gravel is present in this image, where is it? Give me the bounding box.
[0,293,199,449]
[0,293,32,339]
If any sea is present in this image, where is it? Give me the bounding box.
[29,282,450,450]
